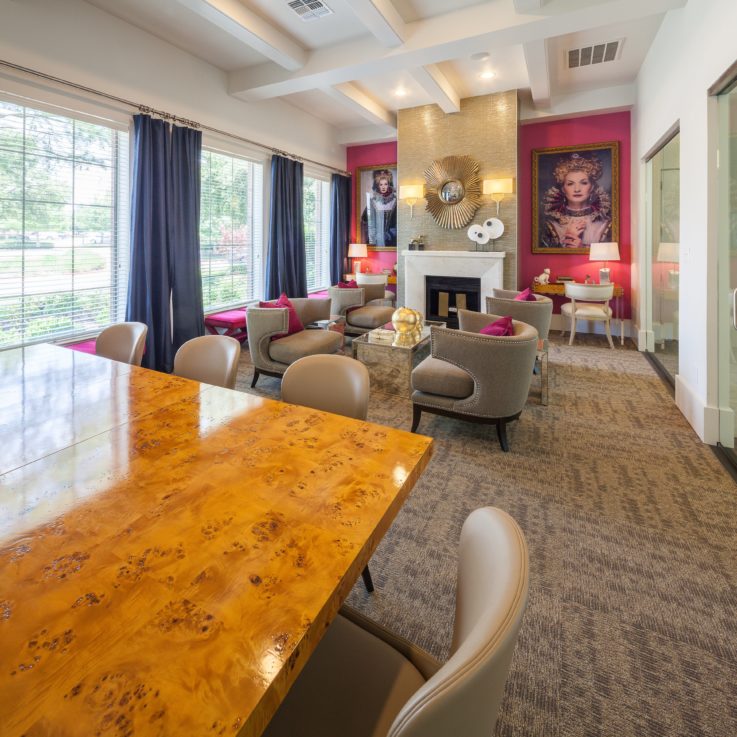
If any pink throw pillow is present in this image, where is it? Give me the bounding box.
[337,280,358,288]
[259,293,304,339]
[479,316,514,337]
[514,288,537,302]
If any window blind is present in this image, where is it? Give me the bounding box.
[200,149,264,311]
[304,176,331,292]
[0,99,129,349]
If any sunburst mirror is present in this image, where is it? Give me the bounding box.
[424,155,482,229]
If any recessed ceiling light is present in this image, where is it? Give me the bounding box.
[394,87,408,97]
[480,70,495,80]
[471,52,490,61]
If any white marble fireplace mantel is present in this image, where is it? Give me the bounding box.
[401,250,506,314]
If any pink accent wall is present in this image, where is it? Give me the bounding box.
[346,141,398,276]
[518,111,631,318]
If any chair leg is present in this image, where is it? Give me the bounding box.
[569,317,576,346]
[251,369,260,388]
[361,565,374,593]
[496,419,510,452]
[605,319,614,349]
[411,405,422,432]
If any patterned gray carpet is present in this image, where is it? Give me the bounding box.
[235,335,737,737]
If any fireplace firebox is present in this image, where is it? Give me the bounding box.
[425,276,481,329]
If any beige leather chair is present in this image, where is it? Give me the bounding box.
[263,506,529,737]
[247,298,343,387]
[356,272,395,305]
[329,285,395,336]
[96,321,148,366]
[281,353,374,592]
[411,310,537,451]
[173,334,241,389]
[561,283,615,349]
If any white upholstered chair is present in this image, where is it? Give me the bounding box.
[281,354,375,592]
[263,506,529,737]
[173,334,241,389]
[561,283,615,349]
[95,321,148,366]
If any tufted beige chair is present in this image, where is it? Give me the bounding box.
[410,310,537,451]
[281,353,375,592]
[486,289,553,350]
[262,506,529,737]
[247,298,343,387]
[173,334,241,389]
[329,285,395,336]
[96,321,148,366]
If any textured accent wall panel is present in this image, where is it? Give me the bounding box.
[397,91,518,304]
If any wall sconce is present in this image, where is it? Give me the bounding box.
[399,184,424,218]
[589,242,620,284]
[482,178,514,215]
[347,242,367,275]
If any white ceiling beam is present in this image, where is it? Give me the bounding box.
[344,0,406,47]
[172,0,306,71]
[323,83,397,128]
[228,0,686,100]
[523,39,550,107]
[337,123,399,146]
[514,0,549,12]
[409,65,460,113]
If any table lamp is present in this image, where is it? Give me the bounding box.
[656,241,679,289]
[348,242,367,275]
[589,242,620,284]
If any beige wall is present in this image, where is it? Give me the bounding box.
[397,90,518,303]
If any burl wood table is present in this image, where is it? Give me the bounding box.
[0,344,433,737]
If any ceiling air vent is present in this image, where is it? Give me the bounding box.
[287,0,333,21]
[568,39,622,69]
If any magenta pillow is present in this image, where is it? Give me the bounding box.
[258,293,304,339]
[514,288,537,302]
[479,316,514,337]
[337,280,358,288]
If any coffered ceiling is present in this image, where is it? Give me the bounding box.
[83,0,688,144]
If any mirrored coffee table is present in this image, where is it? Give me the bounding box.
[352,321,442,398]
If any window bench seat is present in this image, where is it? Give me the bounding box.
[205,308,248,342]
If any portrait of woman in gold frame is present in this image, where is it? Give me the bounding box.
[532,141,619,254]
[355,164,397,249]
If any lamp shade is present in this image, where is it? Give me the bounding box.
[348,243,368,258]
[399,184,424,201]
[589,242,620,262]
[657,242,679,263]
[483,178,514,195]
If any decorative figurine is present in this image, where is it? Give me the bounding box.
[533,268,551,285]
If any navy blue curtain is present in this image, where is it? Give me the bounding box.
[329,173,351,286]
[127,115,172,372]
[127,115,203,372]
[169,125,204,355]
[265,154,306,299]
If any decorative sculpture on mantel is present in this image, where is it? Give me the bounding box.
[424,155,482,229]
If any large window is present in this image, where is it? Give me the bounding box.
[304,175,331,292]
[200,149,263,311]
[0,100,129,349]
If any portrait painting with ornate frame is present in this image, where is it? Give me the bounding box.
[355,164,398,250]
[532,141,619,254]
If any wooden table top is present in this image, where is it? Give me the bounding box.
[532,282,624,297]
[0,344,433,737]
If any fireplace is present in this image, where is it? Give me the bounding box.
[425,276,481,329]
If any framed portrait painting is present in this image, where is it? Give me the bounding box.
[355,164,398,249]
[532,141,619,254]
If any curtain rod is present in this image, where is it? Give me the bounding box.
[0,59,350,176]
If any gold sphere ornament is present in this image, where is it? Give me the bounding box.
[391,307,419,336]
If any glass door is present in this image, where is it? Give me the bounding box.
[717,81,737,447]
[647,134,680,382]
